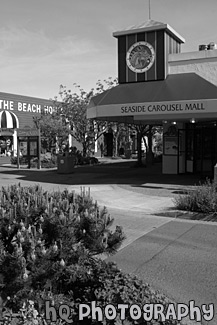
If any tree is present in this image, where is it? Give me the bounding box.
[34,77,162,161]
[59,78,119,157]
[35,78,118,157]
[153,126,163,153]
[33,112,70,153]
[128,124,162,166]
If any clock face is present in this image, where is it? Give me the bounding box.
[126,41,155,73]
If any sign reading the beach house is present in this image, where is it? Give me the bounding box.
[0,99,54,114]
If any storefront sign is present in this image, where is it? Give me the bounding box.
[164,137,178,155]
[120,102,205,114]
[87,99,217,120]
[0,99,54,114]
[0,128,14,134]
[17,129,39,137]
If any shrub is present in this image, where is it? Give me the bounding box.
[11,156,57,168]
[69,147,99,166]
[0,185,179,325]
[30,156,57,168]
[174,179,217,213]
[0,186,124,305]
[10,157,29,165]
[11,154,98,169]
[78,156,98,165]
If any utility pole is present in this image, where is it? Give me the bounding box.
[149,0,151,20]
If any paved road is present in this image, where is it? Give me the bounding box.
[107,218,217,325]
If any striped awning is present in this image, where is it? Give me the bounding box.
[0,111,19,129]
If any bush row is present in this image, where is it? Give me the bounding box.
[10,155,99,168]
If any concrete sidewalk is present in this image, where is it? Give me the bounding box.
[88,184,174,212]
[75,184,175,248]
[0,161,201,249]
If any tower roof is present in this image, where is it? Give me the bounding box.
[113,19,185,43]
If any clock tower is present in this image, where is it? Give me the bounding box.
[113,20,185,84]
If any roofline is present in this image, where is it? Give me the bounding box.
[113,23,185,44]
[0,91,54,103]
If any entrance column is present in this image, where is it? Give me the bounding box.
[162,122,185,174]
[13,130,17,156]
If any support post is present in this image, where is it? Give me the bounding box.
[0,295,3,321]
[38,127,41,170]
[17,138,20,169]
[13,129,17,156]
[214,163,217,185]
[137,132,143,166]
[27,138,31,169]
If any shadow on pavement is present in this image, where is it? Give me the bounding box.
[0,161,203,190]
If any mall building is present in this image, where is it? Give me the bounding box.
[87,20,217,176]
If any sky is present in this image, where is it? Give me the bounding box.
[0,0,217,100]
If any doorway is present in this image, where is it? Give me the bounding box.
[104,132,113,157]
[184,123,217,176]
[194,128,216,174]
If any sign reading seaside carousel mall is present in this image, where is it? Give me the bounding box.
[120,101,205,114]
[87,99,217,119]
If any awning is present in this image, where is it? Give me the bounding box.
[87,73,217,124]
[0,111,19,129]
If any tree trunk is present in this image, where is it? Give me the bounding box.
[143,136,148,152]
[146,128,154,166]
[137,132,143,166]
[83,143,87,157]
[113,132,118,157]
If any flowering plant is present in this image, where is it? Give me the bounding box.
[0,184,125,315]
